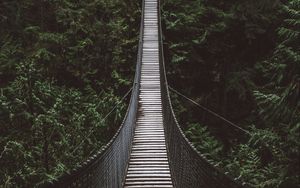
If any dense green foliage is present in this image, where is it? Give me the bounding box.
[162,0,299,187]
[0,0,139,186]
[0,0,299,187]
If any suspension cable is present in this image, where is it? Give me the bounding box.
[168,85,251,135]
[71,87,133,154]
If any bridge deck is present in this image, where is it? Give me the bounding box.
[123,0,173,187]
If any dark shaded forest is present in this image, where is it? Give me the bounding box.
[162,0,299,187]
[0,0,140,186]
[0,0,299,187]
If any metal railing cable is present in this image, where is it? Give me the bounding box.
[70,87,133,155]
[157,1,247,187]
[41,0,145,187]
[168,85,251,135]
[168,85,274,171]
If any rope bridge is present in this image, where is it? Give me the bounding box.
[44,0,247,187]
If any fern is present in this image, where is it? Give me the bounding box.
[185,123,223,161]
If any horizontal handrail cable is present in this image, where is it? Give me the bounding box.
[157,0,247,187]
[42,0,145,186]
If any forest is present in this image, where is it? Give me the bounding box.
[0,0,299,187]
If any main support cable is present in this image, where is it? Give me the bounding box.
[43,0,145,186]
[123,0,174,186]
[158,0,247,187]
[168,85,251,135]
[168,85,273,168]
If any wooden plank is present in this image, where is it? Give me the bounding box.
[124,0,173,187]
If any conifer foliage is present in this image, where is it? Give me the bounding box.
[0,0,139,186]
[163,0,299,187]
[0,0,299,187]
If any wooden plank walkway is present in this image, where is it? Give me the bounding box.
[123,0,173,187]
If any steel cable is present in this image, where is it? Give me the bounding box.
[70,87,133,155]
[42,0,145,186]
[168,85,251,135]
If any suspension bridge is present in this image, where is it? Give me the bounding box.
[44,0,248,187]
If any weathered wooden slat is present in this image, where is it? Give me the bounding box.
[123,0,173,187]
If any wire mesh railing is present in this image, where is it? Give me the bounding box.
[41,1,145,187]
[157,0,246,187]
